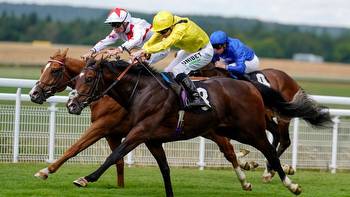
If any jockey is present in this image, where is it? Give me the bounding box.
[82,8,169,64]
[210,30,260,79]
[133,11,213,109]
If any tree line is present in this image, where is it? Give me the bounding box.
[1,11,350,63]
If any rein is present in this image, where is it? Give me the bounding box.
[122,47,168,90]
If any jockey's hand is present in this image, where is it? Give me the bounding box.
[81,49,95,61]
[131,49,147,63]
[215,61,227,69]
[106,47,123,56]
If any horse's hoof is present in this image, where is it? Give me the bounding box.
[73,177,88,187]
[262,171,275,183]
[242,182,252,191]
[249,161,259,169]
[283,164,295,175]
[289,183,302,195]
[34,171,48,180]
[241,161,251,170]
[34,168,49,180]
[237,148,250,158]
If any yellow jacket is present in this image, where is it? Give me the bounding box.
[143,16,209,53]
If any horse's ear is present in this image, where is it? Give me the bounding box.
[96,56,102,65]
[62,48,69,57]
[51,49,61,58]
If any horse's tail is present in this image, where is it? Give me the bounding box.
[252,81,333,128]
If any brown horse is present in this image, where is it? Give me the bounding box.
[29,49,255,191]
[67,58,330,196]
[193,63,301,181]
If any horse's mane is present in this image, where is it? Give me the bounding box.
[87,58,160,77]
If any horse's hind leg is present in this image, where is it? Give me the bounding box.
[276,120,294,175]
[203,133,252,191]
[105,135,124,188]
[262,119,279,182]
[254,137,302,195]
[263,119,294,182]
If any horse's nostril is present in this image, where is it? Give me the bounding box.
[69,103,77,111]
[31,91,39,96]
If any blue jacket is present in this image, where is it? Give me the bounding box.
[212,37,255,76]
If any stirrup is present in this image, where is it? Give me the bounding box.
[186,97,208,109]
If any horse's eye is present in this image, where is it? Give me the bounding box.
[51,69,61,77]
[85,77,93,83]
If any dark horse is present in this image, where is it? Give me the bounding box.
[193,63,303,181]
[66,57,331,196]
[29,49,255,190]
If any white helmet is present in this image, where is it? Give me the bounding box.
[104,8,131,24]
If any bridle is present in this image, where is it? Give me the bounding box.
[69,60,138,109]
[36,58,78,97]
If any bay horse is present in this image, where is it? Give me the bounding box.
[193,63,302,181]
[29,49,256,191]
[66,57,330,196]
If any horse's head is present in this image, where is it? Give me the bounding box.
[29,48,76,104]
[67,55,159,115]
[66,57,109,115]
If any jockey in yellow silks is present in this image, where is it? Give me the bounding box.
[134,11,213,109]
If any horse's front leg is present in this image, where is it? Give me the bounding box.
[34,123,108,180]
[105,135,124,188]
[73,126,145,187]
[145,141,173,197]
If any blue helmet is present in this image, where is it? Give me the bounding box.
[210,30,228,45]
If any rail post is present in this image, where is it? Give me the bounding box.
[47,102,58,163]
[330,116,340,174]
[197,137,206,170]
[292,118,300,171]
[12,88,21,163]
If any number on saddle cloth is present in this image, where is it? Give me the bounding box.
[246,71,271,87]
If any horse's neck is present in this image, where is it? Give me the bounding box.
[65,57,85,76]
[108,74,165,109]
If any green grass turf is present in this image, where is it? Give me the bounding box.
[0,163,349,197]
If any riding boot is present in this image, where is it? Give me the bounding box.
[175,73,208,109]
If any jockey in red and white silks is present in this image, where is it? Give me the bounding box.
[82,8,169,64]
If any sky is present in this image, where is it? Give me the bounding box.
[1,0,350,28]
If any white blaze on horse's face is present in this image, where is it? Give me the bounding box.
[79,72,85,77]
[68,90,78,99]
[43,62,51,73]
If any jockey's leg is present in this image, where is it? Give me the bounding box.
[244,55,260,73]
[163,50,187,72]
[175,73,207,108]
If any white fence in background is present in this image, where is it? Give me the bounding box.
[0,78,350,173]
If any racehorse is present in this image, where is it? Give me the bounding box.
[193,63,303,181]
[66,57,330,196]
[29,49,256,191]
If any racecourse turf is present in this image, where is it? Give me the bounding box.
[0,163,349,197]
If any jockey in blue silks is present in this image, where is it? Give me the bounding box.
[210,30,260,79]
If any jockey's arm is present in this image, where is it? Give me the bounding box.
[143,30,184,54]
[92,30,120,52]
[227,54,247,76]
